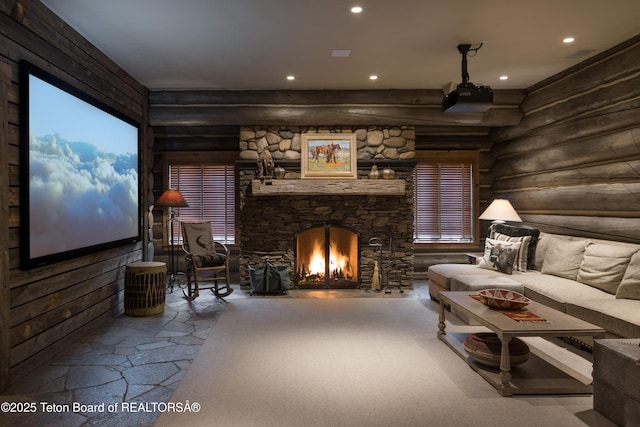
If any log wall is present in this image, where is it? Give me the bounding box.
[148,89,525,127]
[490,35,640,242]
[0,0,148,390]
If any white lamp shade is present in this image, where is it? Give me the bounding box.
[478,199,522,222]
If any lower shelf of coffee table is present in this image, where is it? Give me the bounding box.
[440,331,593,396]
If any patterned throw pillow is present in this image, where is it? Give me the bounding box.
[478,238,522,275]
[489,224,540,270]
[493,232,531,272]
[193,253,226,268]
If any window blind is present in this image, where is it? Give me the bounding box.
[413,162,474,243]
[169,164,235,244]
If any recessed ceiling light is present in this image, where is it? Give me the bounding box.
[563,37,575,43]
[369,75,378,80]
[331,49,352,57]
[499,75,508,80]
[286,75,295,81]
[351,6,363,14]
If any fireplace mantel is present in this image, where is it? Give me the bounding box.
[251,179,405,196]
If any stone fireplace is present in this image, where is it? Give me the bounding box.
[238,126,416,290]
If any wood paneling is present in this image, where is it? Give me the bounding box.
[524,34,640,112]
[0,0,148,389]
[149,103,523,127]
[499,183,640,214]
[148,89,525,127]
[153,125,240,152]
[149,89,526,108]
[492,127,640,177]
[489,37,640,242]
[0,56,11,393]
[493,160,640,192]
[521,215,640,244]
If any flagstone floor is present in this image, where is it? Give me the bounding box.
[1,280,423,426]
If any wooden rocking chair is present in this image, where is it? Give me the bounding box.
[181,222,233,300]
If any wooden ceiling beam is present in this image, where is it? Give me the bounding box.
[149,89,524,128]
[149,105,522,127]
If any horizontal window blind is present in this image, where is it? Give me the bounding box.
[169,164,235,244]
[414,161,473,243]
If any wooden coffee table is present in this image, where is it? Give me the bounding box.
[437,291,606,396]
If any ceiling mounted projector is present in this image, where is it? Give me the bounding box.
[442,43,493,113]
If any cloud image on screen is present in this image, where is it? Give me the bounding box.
[26,71,139,262]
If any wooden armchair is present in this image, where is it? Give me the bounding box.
[181,222,233,300]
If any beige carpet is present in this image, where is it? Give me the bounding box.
[155,298,613,427]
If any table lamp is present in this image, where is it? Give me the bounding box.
[479,199,521,236]
[478,199,522,224]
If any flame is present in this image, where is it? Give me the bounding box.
[308,240,325,275]
[329,243,350,276]
[307,240,352,278]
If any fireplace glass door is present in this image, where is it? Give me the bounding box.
[295,225,359,288]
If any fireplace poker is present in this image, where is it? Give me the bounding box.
[367,237,383,292]
[383,236,403,294]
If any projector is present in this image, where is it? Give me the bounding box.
[442,83,493,113]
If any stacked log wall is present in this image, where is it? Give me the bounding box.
[0,0,148,390]
[490,35,640,242]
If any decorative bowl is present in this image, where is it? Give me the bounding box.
[478,289,531,310]
[463,333,530,367]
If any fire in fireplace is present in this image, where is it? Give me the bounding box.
[295,224,360,288]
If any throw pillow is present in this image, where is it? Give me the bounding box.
[541,237,587,281]
[193,253,226,268]
[493,232,531,272]
[478,238,522,275]
[533,233,549,271]
[489,224,540,270]
[616,250,640,300]
[577,243,638,294]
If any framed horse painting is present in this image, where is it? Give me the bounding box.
[301,133,357,179]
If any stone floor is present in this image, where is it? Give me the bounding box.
[1,280,423,427]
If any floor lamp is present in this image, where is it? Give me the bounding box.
[156,189,189,290]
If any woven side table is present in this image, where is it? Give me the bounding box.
[124,261,167,316]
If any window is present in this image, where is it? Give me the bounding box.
[413,152,477,244]
[168,164,235,244]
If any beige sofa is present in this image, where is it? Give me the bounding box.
[428,229,640,341]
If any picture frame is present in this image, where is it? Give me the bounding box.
[301,133,357,179]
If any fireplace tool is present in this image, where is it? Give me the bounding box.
[367,237,383,292]
[382,236,404,294]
